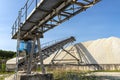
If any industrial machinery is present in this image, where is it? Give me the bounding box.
[6,36,76,71]
[10,0,100,78]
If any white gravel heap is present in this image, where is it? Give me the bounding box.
[44,37,120,64]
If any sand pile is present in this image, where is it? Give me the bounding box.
[44,37,120,64]
[80,37,120,64]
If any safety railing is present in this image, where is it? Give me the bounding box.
[41,37,70,49]
[12,0,41,37]
[41,36,75,49]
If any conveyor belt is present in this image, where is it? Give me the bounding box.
[41,36,76,59]
[20,36,76,70]
[12,0,100,40]
[6,36,76,71]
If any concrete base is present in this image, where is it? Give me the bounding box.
[17,72,54,80]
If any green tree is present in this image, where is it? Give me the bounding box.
[0,50,16,59]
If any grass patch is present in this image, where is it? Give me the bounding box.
[44,67,120,80]
[0,71,14,74]
[0,72,14,80]
[50,70,97,80]
[46,68,120,80]
[0,75,6,80]
[92,70,120,72]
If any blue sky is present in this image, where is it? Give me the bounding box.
[0,0,120,51]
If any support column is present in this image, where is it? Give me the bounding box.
[15,27,20,80]
[37,37,46,74]
[27,38,36,74]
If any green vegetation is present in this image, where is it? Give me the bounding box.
[92,70,120,72]
[1,64,6,72]
[46,68,120,80]
[0,62,6,72]
[52,70,97,80]
[0,72,14,80]
[0,76,4,80]
[0,50,16,59]
[0,49,16,72]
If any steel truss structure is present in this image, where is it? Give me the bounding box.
[50,45,81,65]
[12,0,100,40]
[16,37,76,73]
[11,0,100,79]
